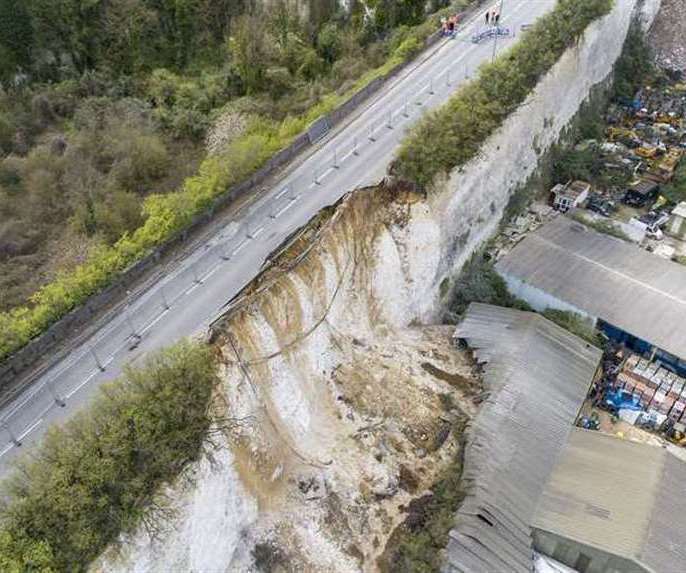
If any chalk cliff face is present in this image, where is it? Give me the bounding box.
[428,0,661,314]
[94,0,663,571]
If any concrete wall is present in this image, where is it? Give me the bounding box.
[533,529,649,573]
[420,0,662,320]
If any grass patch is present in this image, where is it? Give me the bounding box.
[0,340,217,571]
[392,0,614,187]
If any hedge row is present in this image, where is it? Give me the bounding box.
[0,5,459,363]
[0,341,217,571]
[393,0,614,187]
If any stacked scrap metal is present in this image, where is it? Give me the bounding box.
[617,354,686,420]
[445,303,601,573]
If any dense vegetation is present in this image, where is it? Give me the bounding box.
[0,0,463,362]
[393,0,614,187]
[0,341,217,571]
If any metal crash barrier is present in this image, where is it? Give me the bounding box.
[471,26,512,44]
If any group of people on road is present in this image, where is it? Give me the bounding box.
[484,8,501,26]
[440,13,462,37]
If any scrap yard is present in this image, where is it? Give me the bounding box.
[561,78,686,253]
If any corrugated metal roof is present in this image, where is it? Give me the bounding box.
[444,303,601,573]
[495,216,686,360]
[533,428,686,572]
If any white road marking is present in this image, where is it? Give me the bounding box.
[273,200,297,220]
[17,418,43,441]
[232,240,247,256]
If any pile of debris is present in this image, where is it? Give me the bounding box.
[649,0,686,73]
[486,203,554,261]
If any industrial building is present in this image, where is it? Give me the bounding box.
[495,216,686,376]
[533,428,686,573]
[446,303,602,573]
[447,304,686,573]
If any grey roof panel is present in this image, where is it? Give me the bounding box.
[444,304,601,573]
[642,452,686,571]
[535,428,686,573]
[495,216,686,360]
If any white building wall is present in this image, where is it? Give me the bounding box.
[500,273,599,325]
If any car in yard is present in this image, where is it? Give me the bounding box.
[586,194,615,217]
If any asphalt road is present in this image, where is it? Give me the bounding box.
[0,0,556,474]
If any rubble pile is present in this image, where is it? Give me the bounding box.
[649,0,686,73]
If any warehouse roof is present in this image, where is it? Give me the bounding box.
[533,428,686,572]
[495,215,686,360]
[444,303,601,573]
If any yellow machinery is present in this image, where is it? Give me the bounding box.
[656,113,682,128]
[645,148,683,184]
[636,146,660,159]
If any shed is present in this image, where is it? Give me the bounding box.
[551,181,591,212]
[445,303,601,573]
[532,428,686,573]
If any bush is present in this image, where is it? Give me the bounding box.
[393,36,423,61]
[0,341,217,571]
[393,0,614,187]
[317,22,342,63]
[444,253,531,320]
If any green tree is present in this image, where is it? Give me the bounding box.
[0,0,33,81]
[228,13,269,94]
[0,341,217,570]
